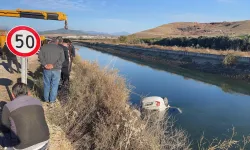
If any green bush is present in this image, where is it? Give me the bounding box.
[140,36,250,51]
[118,36,128,43]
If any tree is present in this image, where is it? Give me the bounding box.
[118,36,128,43]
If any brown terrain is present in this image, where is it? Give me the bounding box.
[0,55,73,150]
[133,20,250,38]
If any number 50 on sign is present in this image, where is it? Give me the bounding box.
[6,25,41,57]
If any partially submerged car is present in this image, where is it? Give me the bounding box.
[141,96,170,111]
[141,96,182,120]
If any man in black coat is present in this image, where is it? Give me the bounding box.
[63,38,76,73]
[2,43,20,73]
[0,47,2,58]
[57,37,70,87]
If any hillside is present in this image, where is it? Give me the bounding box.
[133,20,250,38]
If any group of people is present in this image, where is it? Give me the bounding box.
[0,36,76,149]
[38,36,75,104]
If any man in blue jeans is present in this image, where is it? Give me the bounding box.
[38,37,65,104]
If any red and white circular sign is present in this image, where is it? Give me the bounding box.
[6,25,41,57]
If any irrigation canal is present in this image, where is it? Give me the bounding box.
[77,45,250,144]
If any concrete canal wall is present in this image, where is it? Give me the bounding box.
[76,41,250,81]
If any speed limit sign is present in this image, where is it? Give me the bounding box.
[6,25,41,57]
[6,25,41,84]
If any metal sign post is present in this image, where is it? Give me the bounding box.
[21,57,28,84]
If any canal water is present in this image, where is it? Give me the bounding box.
[77,46,250,145]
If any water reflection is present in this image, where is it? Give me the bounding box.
[84,47,250,96]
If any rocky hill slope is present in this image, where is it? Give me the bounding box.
[133,20,250,38]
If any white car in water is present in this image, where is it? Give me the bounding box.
[141,96,170,111]
[141,96,182,120]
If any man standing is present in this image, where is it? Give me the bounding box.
[58,37,70,87]
[1,83,50,150]
[38,37,65,103]
[65,39,76,73]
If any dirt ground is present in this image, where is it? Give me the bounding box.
[0,55,73,150]
[0,55,39,101]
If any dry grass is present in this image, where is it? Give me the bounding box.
[42,55,190,150]
[31,67,73,150]
[198,127,250,150]
[43,103,73,150]
[78,40,250,57]
[142,111,191,150]
[129,44,250,57]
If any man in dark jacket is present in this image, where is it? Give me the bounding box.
[58,37,70,87]
[63,39,76,73]
[0,47,2,58]
[38,37,65,103]
[2,43,20,73]
[1,82,50,149]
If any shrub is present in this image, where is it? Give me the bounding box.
[223,53,238,66]
[118,36,128,43]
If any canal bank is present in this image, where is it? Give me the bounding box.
[76,41,250,82]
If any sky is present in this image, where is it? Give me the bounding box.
[0,0,249,33]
